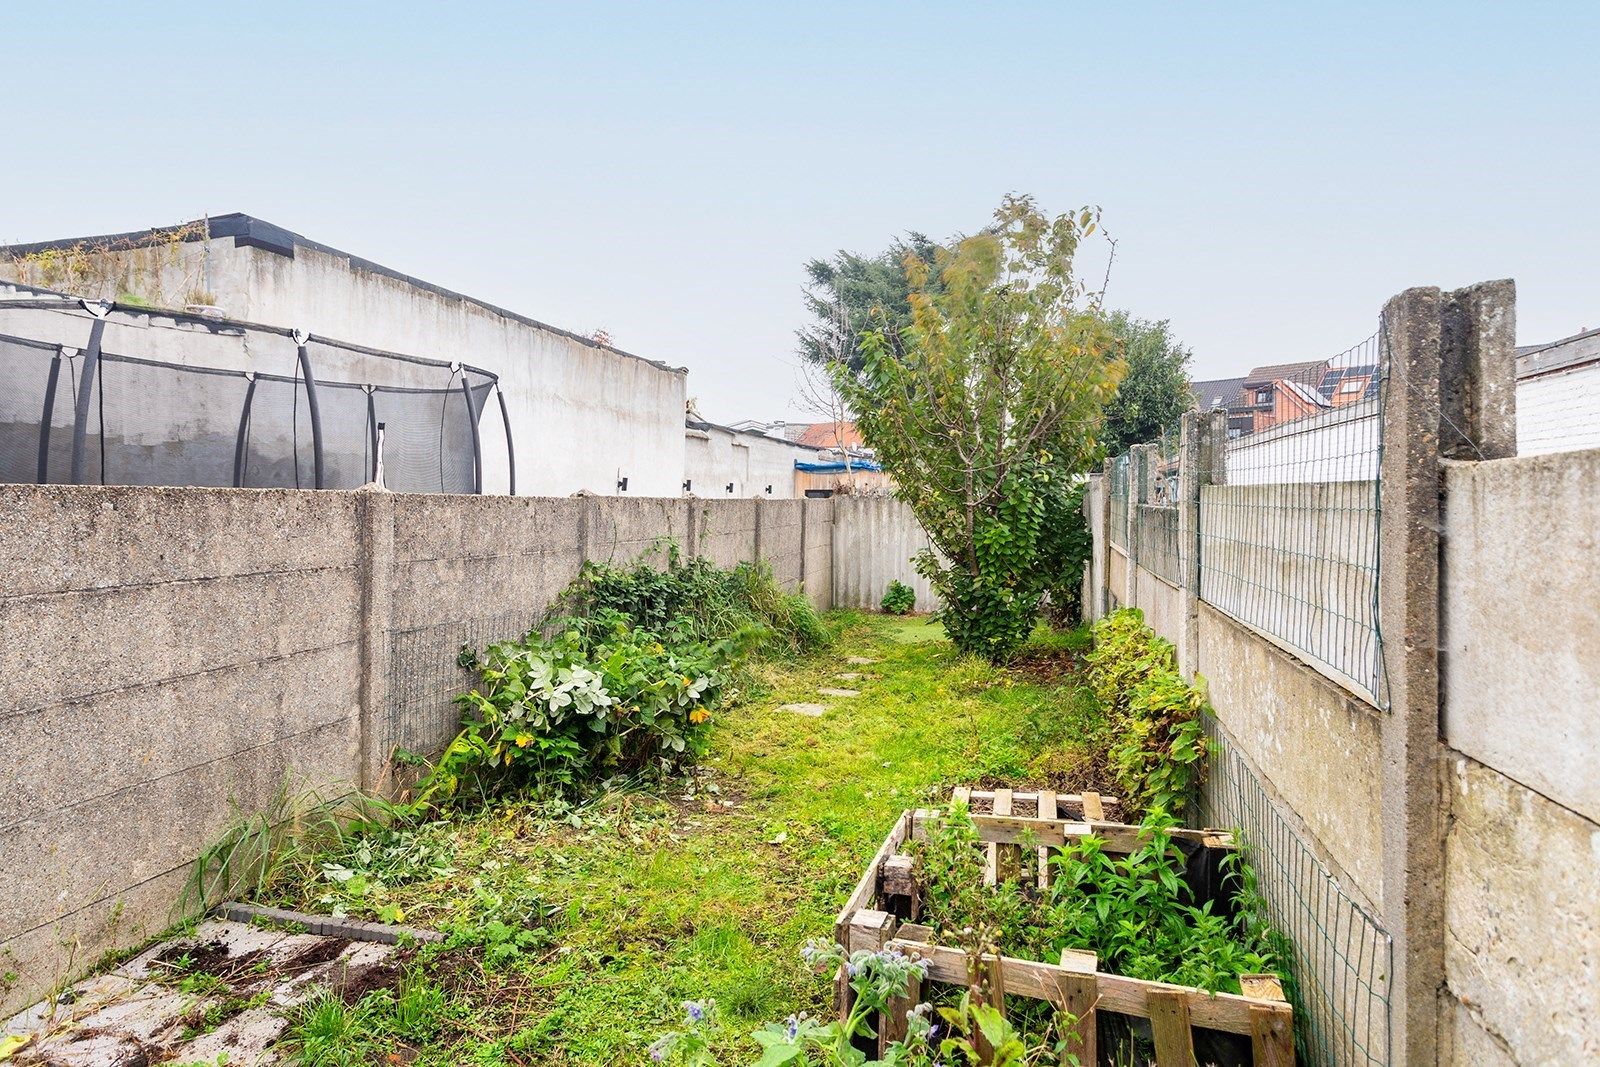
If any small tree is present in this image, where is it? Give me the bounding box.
[839,195,1124,661]
[797,233,946,374]
[1099,311,1195,455]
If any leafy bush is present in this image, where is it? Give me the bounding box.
[839,196,1124,665]
[565,544,827,655]
[880,580,916,615]
[416,611,733,808]
[1082,608,1208,816]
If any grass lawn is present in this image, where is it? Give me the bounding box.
[263,611,1104,1065]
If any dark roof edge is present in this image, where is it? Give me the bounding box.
[1516,326,1600,378]
[686,417,822,451]
[1,213,688,378]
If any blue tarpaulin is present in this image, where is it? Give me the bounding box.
[794,459,882,473]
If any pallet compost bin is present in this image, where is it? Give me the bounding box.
[834,787,1295,1067]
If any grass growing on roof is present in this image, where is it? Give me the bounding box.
[255,613,1105,1065]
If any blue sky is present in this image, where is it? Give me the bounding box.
[6,2,1597,422]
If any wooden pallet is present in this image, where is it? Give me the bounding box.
[835,806,1292,1067]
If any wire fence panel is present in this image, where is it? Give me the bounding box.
[1198,335,1385,703]
[1134,432,1184,586]
[1204,720,1392,1067]
[0,297,506,495]
[385,610,542,761]
[1107,453,1129,552]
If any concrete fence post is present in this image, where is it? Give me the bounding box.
[356,487,395,794]
[1177,409,1227,679]
[1378,285,1444,1067]
[1129,443,1153,571]
[1378,280,1518,1066]
[1440,280,1518,461]
[1099,458,1114,617]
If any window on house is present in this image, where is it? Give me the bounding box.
[1256,388,1272,404]
[1340,378,1365,394]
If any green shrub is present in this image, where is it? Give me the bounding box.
[911,806,1280,996]
[565,544,827,655]
[880,579,916,615]
[1082,608,1209,816]
[416,611,732,809]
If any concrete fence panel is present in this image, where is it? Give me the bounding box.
[0,483,842,1016]
[829,495,941,612]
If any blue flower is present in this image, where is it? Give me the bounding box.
[683,1000,707,1024]
[786,1015,799,1040]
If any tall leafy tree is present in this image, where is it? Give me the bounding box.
[838,195,1125,661]
[797,233,945,373]
[1099,312,1195,454]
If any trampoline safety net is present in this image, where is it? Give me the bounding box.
[0,304,507,494]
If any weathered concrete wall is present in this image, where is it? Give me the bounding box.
[1441,450,1600,824]
[1106,544,1129,609]
[684,423,819,499]
[0,486,364,1016]
[1129,564,1184,655]
[1197,603,1384,910]
[830,495,941,612]
[0,483,833,1015]
[1437,448,1600,1064]
[1442,756,1600,1065]
[802,497,834,611]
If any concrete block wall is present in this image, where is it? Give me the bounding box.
[801,497,834,611]
[1437,449,1600,1064]
[0,484,835,1016]
[0,486,364,1015]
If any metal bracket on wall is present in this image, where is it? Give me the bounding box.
[231,371,258,487]
[293,330,325,489]
[67,300,113,485]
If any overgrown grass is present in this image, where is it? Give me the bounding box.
[258,613,1106,1065]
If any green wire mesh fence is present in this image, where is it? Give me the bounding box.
[1107,452,1129,554]
[1197,335,1385,703]
[1131,431,1185,586]
[1204,719,1393,1067]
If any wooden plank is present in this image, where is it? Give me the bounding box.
[1250,1003,1295,1067]
[974,952,1005,1064]
[848,910,896,952]
[1036,790,1057,889]
[885,939,1292,1036]
[840,910,896,1024]
[1081,790,1105,821]
[992,789,1021,884]
[912,811,1234,853]
[881,853,918,918]
[1049,964,1098,1067]
[880,969,921,1053]
[1149,988,1195,1066]
[835,812,910,944]
[953,788,1123,820]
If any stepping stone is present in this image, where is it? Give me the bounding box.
[846,656,878,665]
[834,672,863,681]
[818,688,860,698]
[778,702,827,717]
